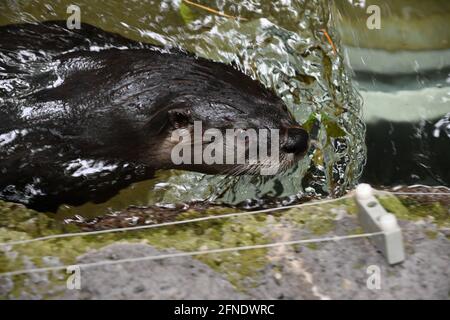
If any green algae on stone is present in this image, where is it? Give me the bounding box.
[140,211,269,288]
[2,197,349,296]
[281,204,339,236]
[0,201,270,296]
[425,230,438,240]
[0,201,79,237]
[306,243,319,250]
[377,195,410,217]
[0,201,142,298]
[341,198,359,215]
[377,195,449,227]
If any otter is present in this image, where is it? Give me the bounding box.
[0,21,309,212]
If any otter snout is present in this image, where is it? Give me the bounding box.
[281,127,310,155]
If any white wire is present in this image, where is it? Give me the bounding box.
[0,194,354,247]
[392,184,450,191]
[385,191,450,196]
[0,231,384,277]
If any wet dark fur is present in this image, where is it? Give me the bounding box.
[0,21,306,212]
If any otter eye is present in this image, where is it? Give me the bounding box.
[168,108,191,129]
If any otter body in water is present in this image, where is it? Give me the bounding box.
[0,21,309,211]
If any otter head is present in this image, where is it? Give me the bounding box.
[148,93,309,176]
[143,58,309,176]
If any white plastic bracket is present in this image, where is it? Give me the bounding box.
[355,184,405,265]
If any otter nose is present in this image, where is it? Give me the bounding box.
[281,127,309,155]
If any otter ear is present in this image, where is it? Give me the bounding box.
[168,108,192,129]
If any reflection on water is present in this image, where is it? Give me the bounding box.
[333,0,450,187]
[354,70,450,186]
[1,0,364,217]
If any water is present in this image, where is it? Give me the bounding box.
[333,0,450,187]
[357,71,450,186]
[0,0,381,217]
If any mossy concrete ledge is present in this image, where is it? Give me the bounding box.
[0,194,448,299]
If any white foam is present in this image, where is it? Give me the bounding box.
[0,129,28,146]
[66,159,118,177]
